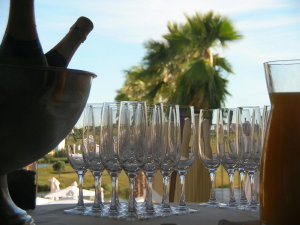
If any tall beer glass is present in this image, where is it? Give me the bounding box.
[261,59,300,224]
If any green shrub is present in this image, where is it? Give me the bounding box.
[53,149,68,158]
[53,157,68,163]
[52,161,66,174]
[39,154,54,163]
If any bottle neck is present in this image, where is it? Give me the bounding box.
[6,0,38,40]
[51,27,88,65]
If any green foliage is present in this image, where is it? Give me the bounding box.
[116,11,242,109]
[71,128,83,144]
[52,161,65,173]
[101,183,112,192]
[54,157,68,164]
[119,187,129,199]
[38,154,54,163]
[53,149,68,158]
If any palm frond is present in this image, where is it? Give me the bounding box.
[115,10,242,106]
[214,55,234,73]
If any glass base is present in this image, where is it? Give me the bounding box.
[64,202,200,221]
[64,206,86,215]
[175,206,198,215]
[236,204,249,210]
[177,205,190,212]
[198,201,221,207]
[218,202,238,209]
[235,203,260,211]
[239,199,249,205]
[83,204,107,216]
[247,204,260,211]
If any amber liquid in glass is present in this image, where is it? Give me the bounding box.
[260,92,300,225]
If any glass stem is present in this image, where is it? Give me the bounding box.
[249,172,257,206]
[128,175,136,213]
[92,171,102,210]
[145,173,154,211]
[228,169,236,206]
[239,169,247,203]
[115,176,120,206]
[162,173,171,209]
[209,169,217,203]
[179,171,187,207]
[110,174,118,212]
[77,170,86,209]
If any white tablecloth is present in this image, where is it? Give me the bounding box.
[29,203,260,225]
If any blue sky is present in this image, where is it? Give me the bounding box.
[1,0,300,107]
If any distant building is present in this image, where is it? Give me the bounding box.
[48,139,66,155]
[57,139,65,150]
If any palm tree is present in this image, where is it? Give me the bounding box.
[115,65,147,101]
[116,11,242,109]
[115,11,242,203]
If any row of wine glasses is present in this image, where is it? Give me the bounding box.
[65,102,270,219]
[198,105,271,210]
[65,101,196,219]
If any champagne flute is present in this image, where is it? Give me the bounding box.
[82,104,105,214]
[198,109,221,207]
[100,102,122,216]
[236,106,255,209]
[238,107,262,210]
[118,101,146,218]
[158,103,181,214]
[218,108,239,208]
[175,105,196,212]
[141,104,160,214]
[64,114,87,214]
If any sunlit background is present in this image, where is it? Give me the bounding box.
[1,0,299,107]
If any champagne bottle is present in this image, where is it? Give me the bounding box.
[46,16,93,67]
[0,0,47,66]
[1,0,46,211]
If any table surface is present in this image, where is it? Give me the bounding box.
[29,203,260,225]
